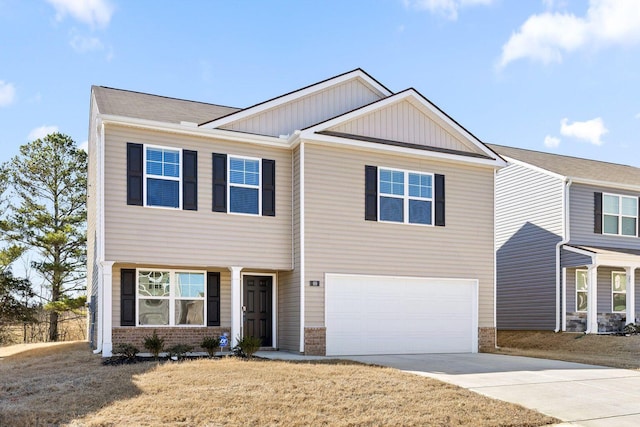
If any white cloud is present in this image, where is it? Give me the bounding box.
[27,125,59,141]
[498,0,640,68]
[70,33,104,53]
[0,80,16,107]
[78,140,88,152]
[544,135,561,148]
[560,117,608,146]
[46,0,114,28]
[403,0,494,20]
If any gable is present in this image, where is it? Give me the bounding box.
[218,78,386,137]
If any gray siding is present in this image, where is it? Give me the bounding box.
[569,183,640,250]
[302,143,497,328]
[495,162,564,330]
[560,248,592,268]
[566,266,634,316]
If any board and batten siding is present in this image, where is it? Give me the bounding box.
[302,143,496,328]
[327,99,485,156]
[111,264,232,328]
[221,80,383,137]
[495,162,564,330]
[569,183,640,249]
[103,124,292,269]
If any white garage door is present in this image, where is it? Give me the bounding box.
[325,274,478,356]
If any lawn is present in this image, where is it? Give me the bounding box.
[0,342,557,426]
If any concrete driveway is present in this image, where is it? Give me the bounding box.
[341,353,640,427]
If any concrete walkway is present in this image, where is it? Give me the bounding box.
[256,351,640,426]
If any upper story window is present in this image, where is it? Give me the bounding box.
[229,156,260,215]
[379,168,433,225]
[145,147,181,208]
[602,193,638,237]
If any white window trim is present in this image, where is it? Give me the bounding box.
[143,144,183,210]
[576,269,588,312]
[136,268,207,327]
[602,193,638,237]
[612,271,627,313]
[377,167,434,226]
[228,154,262,216]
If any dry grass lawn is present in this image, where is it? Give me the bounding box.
[0,342,558,427]
[498,330,640,370]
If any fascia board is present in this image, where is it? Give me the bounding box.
[563,245,597,257]
[501,156,567,180]
[570,177,640,193]
[200,70,393,129]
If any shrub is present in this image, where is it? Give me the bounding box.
[143,330,165,360]
[623,323,640,335]
[201,336,221,357]
[232,335,261,358]
[167,343,194,360]
[113,343,139,360]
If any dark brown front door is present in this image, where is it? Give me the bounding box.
[243,275,272,347]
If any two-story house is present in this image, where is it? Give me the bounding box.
[87,69,505,357]
[492,144,640,333]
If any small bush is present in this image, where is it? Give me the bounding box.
[201,336,221,357]
[143,330,165,360]
[623,323,640,335]
[167,343,194,360]
[232,335,261,358]
[113,343,139,359]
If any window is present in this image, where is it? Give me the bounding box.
[137,270,205,326]
[603,193,638,236]
[576,269,588,312]
[145,146,181,208]
[612,271,626,313]
[229,156,260,215]
[379,168,433,225]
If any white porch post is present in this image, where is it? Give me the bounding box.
[101,261,115,356]
[627,267,636,325]
[229,266,243,346]
[561,267,567,331]
[586,265,598,334]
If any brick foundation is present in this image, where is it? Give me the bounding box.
[304,327,326,356]
[478,327,497,352]
[111,327,231,353]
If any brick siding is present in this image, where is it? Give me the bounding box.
[304,327,326,356]
[112,327,231,353]
[478,327,496,352]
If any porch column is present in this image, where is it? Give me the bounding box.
[586,265,598,334]
[627,267,636,325]
[101,261,115,356]
[229,266,243,347]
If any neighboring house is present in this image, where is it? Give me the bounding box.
[87,69,505,357]
[491,143,640,333]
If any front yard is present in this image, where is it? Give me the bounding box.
[0,342,557,426]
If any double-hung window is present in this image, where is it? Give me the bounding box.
[137,270,205,326]
[229,156,260,215]
[145,146,181,208]
[379,168,433,225]
[612,271,626,313]
[602,193,638,236]
[575,269,588,312]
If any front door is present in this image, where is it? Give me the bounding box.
[243,275,273,347]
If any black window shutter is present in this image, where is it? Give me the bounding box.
[207,272,221,326]
[182,150,198,211]
[262,159,276,216]
[594,192,602,234]
[212,153,227,212]
[126,143,143,206]
[120,269,136,326]
[365,165,378,221]
[435,174,445,227]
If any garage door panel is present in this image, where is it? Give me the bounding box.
[325,274,478,356]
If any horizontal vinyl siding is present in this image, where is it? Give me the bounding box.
[565,267,628,315]
[570,183,640,250]
[222,80,383,137]
[495,163,564,330]
[111,264,231,328]
[103,125,292,269]
[303,143,496,328]
[560,249,592,268]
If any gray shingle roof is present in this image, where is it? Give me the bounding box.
[488,143,640,188]
[92,86,240,125]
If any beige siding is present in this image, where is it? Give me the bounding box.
[303,143,496,328]
[103,124,292,269]
[222,79,383,137]
[87,97,100,345]
[328,99,485,155]
[111,264,231,328]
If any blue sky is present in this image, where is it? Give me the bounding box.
[1,0,640,166]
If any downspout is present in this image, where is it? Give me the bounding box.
[555,178,572,332]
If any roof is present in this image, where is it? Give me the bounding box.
[92,86,240,124]
[488,143,640,188]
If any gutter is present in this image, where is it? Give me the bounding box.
[555,178,572,332]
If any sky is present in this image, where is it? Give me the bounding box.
[1,0,640,167]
